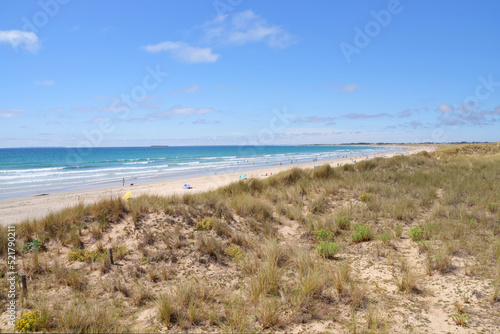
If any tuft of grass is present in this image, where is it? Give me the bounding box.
[197,234,224,261]
[487,203,498,213]
[408,226,424,241]
[310,197,328,214]
[258,298,282,329]
[157,294,173,328]
[212,218,232,238]
[333,261,351,295]
[397,265,418,294]
[366,306,391,333]
[53,261,86,291]
[249,260,283,302]
[434,251,452,274]
[336,215,351,230]
[377,231,393,247]
[312,164,336,179]
[224,295,253,333]
[55,298,126,333]
[450,303,469,327]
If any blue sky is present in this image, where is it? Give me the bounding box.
[1,0,499,147]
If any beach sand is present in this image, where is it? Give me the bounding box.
[0,146,432,225]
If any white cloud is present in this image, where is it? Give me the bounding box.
[437,103,454,113]
[160,106,213,116]
[49,107,64,113]
[171,84,200,95]
[203,10,296,49]
[142,41,219,63]
[35,80,55,86]
[337,83,359,93]
[0,30,39,53]
[0,108,25,118]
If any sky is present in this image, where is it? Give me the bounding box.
[1,0,499,147]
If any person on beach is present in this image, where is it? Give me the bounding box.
[122,178,125,186]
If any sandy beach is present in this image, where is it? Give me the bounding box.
[0,146,431,226]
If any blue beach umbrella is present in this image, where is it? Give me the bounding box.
[239,174,246,179]
[183,183,190,189]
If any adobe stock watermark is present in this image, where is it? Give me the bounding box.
[66,65,168,165]
[213,0,243,16]
[21,0,71,34]
[339,0,405,64]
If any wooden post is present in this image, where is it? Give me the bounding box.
[21,274,27,296]
[109,248,114,265]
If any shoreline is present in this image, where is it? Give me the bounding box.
[0,145,433,225]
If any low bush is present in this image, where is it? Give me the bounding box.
[351,224,372,243]
[408,226,424,241]
[67,248,107,263]
[22,240,42,253]
[315,241,340,258]
[313,229,335,242]
[225,244,245,261]
[15,310,49,332]
[195,218,213,231]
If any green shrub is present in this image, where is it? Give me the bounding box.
[314,229,335,242]
[22,240,42,253]
[409,227,424,241]
[315,241,340,258]
[351,224,372,243]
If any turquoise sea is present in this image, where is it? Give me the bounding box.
[0,145,402,199]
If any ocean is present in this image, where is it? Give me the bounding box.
[0,145,401,199]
